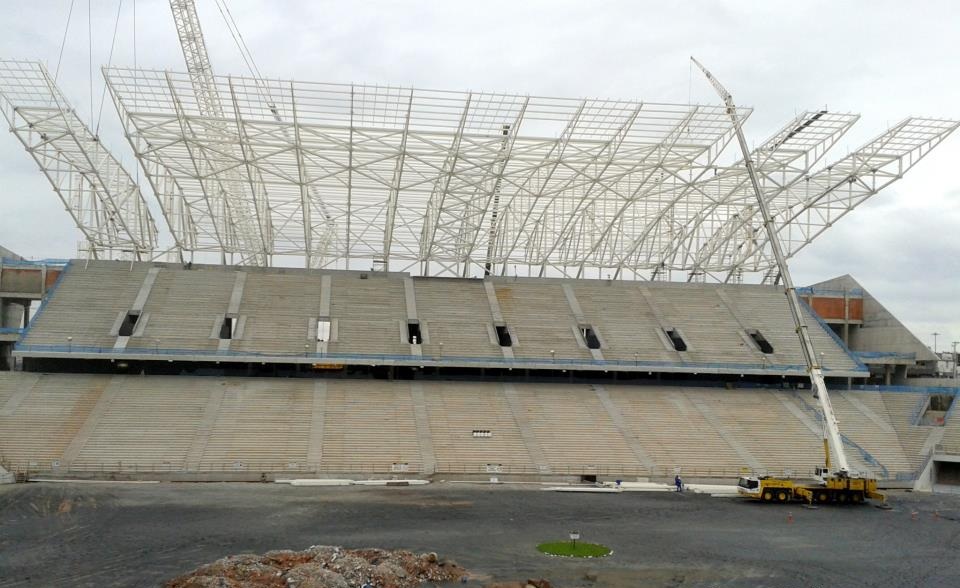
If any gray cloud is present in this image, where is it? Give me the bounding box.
[1,0,958,346]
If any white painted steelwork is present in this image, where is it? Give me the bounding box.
[0,60,158,259]
[100,67,956,276]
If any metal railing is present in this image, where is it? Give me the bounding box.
[2,458,919,482]
[854,351,918,361]
[851,384,960,395]
[13,340,869,375]
[0,258,71,268]
[795,286,864,297]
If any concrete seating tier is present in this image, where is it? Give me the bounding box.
[71,376,213,470]
[940,408,960,452]
[0,372,37,406]
[198,378,313,470]
[689,389,823,474]
[231,272,324,355]
[569,281,677,363]
[17,261,865,375]
[126,266,236,352]
[414,279,497,359]
[650,285,758,364]
[422,382,534,471]
[492,280,591,361]
[832,391,914,475]
[319,381,423,472]
[327,274,409,356]
[510,384,642,472]
[21,261,149,349]
[0,373,929,479]
[882,392,938,471]
[719,285,859,372]
[606,386,745,473]
[0,374,104,467]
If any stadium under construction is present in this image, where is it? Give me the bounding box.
[0,1,959,499]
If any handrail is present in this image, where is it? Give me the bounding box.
[12,341,869,375]
[854,351,918,360]
[852,384,960,395]
[0,258,71,267]
[795,286,864,297]
[2,458,918,481]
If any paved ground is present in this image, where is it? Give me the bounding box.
[1,481,959,587]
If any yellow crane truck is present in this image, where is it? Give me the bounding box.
[692,58,886,507]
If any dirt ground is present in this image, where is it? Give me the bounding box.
[1,481,959,587]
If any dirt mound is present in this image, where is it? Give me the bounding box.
[164,545,466,588]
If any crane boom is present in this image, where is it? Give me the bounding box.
[168,0,269,265]
[169,0,225,119]
[691,57,850,475]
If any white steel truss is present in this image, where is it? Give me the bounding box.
[0,60,157,259]
[102,67,957,277]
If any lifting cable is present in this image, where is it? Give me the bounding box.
[95,0,125,136]
[53,0,77,84]
[88,0,93,128]
[213,0,273,104]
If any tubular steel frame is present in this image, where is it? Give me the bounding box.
[0,60,158,259]
[2,63,949,278]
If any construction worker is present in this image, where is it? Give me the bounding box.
[675,474,683,492]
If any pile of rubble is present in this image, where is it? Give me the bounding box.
[165,545,466,588]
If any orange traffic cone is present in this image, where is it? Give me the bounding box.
[787,512,794,524]
[933,510,940,521]
[911,511,919,520]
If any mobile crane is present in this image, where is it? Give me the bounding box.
[691,58,885,505]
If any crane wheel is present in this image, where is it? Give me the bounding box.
[763,491,774,502]
[852,493,863,504]
[777,491,789,503]
[817,492,829,503]
[838,493,848,504]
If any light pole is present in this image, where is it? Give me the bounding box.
[953,341,958,381]
[932,332,940,354]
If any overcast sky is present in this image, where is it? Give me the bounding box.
[1,1,958,350]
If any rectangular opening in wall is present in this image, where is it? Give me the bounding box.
[664,328,687,352]
[747,329,774,354]
[579,325,602,349]
[495,324,512,347]
[407,321,422,344]
[219,316,234,340]
[317,318,331,342]
[472,430,492,438]
[118,311,141,337]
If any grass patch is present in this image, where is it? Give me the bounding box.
[536,541,611,558]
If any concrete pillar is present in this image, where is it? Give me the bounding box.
[884,364,892,386]
[0,342,11,371]
[1,299,29,330]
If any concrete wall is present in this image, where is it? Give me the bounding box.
[811,275,937,362]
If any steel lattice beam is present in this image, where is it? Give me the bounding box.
[101,66,956,277]
[0,60,157,259]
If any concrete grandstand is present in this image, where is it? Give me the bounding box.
[1,30,957,495]
[0,257,956,490]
